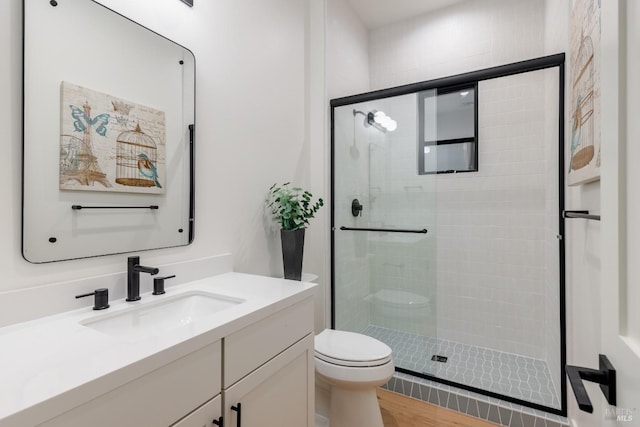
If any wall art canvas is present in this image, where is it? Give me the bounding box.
[59,81,166,194]
[568,0,601,186]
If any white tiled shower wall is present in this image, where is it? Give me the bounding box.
[365,0,562,384]
[436,72,550,359]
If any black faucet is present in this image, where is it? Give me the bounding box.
[127,256,159,301]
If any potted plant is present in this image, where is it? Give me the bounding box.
[265,182,324,280]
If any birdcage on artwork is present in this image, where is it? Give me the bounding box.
[115,124,159,187]
[570,33,595,171]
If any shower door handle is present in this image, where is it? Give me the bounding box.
[565,354,616,413]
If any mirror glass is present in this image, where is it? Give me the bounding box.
[23,0,195,263]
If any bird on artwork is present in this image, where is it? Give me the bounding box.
[137,153,162,188]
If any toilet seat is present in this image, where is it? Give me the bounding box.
[315,329,392,367]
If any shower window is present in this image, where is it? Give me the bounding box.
[418,84,478,174]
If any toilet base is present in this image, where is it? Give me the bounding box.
[329,386,384,427]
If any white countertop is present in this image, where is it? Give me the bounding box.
[0,272,316,427]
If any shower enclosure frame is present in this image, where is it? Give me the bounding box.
[330,53,567,416]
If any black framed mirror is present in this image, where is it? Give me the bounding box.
[22,0,195,263]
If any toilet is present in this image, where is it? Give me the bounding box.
[314,329,394,427]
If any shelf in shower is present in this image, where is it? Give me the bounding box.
[339,226,428,234]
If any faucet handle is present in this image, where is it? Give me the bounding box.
[153,275,176,295]
[76,288,110,310]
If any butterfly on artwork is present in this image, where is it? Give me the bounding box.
[69,104,110,136]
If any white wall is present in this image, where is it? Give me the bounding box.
[0,0,318,325]
[327,0,370,99]
[368,0,546,91]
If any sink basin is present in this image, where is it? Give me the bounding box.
[81,291,245,342]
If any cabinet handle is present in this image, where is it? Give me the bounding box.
[212,416,223,426]
[231,403,241,427]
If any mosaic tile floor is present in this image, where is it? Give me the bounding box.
[362,325,561,409]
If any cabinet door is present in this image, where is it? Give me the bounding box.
[172,395,222,427]
[224,334,314,427]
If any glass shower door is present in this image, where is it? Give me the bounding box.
[332,58,565,414]
[332,92,439,376]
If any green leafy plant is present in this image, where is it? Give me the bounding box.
[265,182,324,231]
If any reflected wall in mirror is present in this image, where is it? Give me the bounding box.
[23,0,195,263]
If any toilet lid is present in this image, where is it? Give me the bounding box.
[315,329,392,367]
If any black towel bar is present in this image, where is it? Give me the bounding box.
[339,226,427,234]
[72,205,159,210]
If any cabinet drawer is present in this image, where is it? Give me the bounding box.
[224,298,313,387]
[39,341,221,427]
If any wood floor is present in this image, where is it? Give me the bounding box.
[377,388,500,427]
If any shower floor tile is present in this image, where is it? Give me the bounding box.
[362,325,560,409]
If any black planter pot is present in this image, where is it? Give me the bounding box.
[281,228,305,281]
